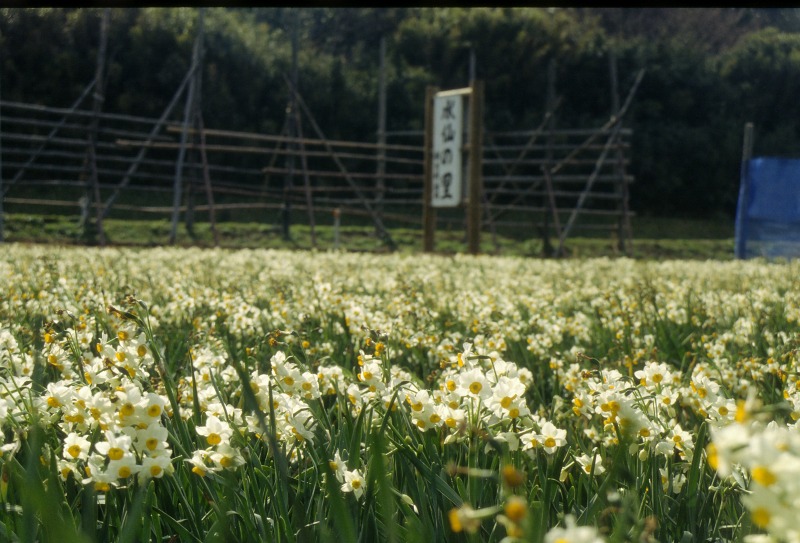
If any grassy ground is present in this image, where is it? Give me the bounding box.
[1,212,735,260]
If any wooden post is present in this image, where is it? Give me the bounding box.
[294,103,316,246]
[466,80,483,255]
[282,10,299,241]
[170,8,203,245]
[609,49,620,114]
[609,49,632,256]
[375,35,387,228]
[259,116,289,198]
[422,86,437,252]
[469,47,476,84]
[742,122,754,166]
[196,113,219,246]
[0,43,3,243]
[185,12,203,239]
[543,58,557,256]
[735,122,754,259]
[83,8,109,247]
[333,207,341,249]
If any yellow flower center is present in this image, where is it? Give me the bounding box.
[751,507,771,529]
[751,466,777,487]
[147,404,162,418]
[735,400,748,423]
[108,447,124,461]
[469,382,482,395]
[504,497,528,523]
[544,437,556,448]
[146,438,159,451]
[67,445,82,459]
[207,433,222,446]
[706,443,719,471]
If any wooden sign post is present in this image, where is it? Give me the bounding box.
[423,80,483,254]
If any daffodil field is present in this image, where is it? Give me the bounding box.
[1,245,800,542]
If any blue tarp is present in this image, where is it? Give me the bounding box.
[735,157,800,259]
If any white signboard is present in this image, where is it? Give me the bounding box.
[432,93,464,208]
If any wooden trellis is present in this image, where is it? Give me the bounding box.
[482,69,643,256]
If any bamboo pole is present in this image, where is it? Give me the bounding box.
[166,124,422,153]
[422,86,437,252]
[541,164,562,253]
[0,99,181,126]
[86,8,109,246]
[0,115,174,142]
[735,122,754,259]
[542,58,557,256]
[282,10,299,241]
[375,35,387,227]
[0,43,3,242]
[609,49,632,256]
[118,139,424,165]
[170,8,203,244]
[467,80,483,255]
[294,104,316,246]
[287,74,396,250]
[197,112,219,246]
[555,121,624,255]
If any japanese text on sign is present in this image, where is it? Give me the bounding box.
[432,93,464,208]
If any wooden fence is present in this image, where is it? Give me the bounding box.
[0,94,634,254]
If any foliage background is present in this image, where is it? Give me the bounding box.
[2,7,800,220]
